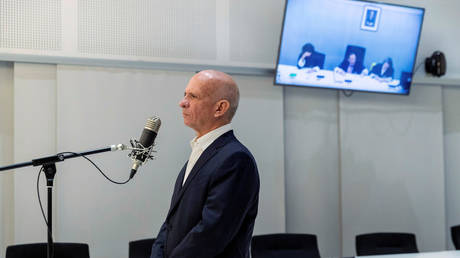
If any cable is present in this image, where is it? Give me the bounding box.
[58,152,131,185]
[413,61,425,74]
[36,151,132,258]
[342,90,354,97]
[37,167,49,227]
[36,151,131,230]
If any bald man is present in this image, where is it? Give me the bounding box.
[150,70,260,258]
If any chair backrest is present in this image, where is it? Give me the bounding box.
[356,232,418,256]
[251,233,320,258]
[129,238,155,258]
[451,225,460,250]
[315,52,326,70]
[6,242,90,258]
[342,45,366,73]
[399,71,412,90]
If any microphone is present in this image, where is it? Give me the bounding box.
[129,116,161,179]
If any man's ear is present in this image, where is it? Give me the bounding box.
[214,99,230,118]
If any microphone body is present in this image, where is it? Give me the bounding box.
[130,116,161,178]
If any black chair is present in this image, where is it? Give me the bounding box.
[340,45,366,74]
[129,238,155,258]
[6,242,90,258]
[315,52,326,70]
[251,233,320,258]
[399,71,412,90]
[356,232,418,256]
[451,225,460,250]
[344,45,366,64]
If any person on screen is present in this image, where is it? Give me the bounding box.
[370,57,394,82]
[150,70,260,258]
[335,52,367,75]
[297,43,322,72]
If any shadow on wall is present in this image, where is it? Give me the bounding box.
[341,149,418,256]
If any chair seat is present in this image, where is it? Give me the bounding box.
[252,233,320,258]
[129,238,156,258]
[6,242,90,258]
[451,225,460,250]
[356,232,418,256]
[257,249,320,258]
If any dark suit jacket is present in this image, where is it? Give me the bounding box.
[370,63,394,78]
[150,130,260,258]
[296,52,325,69]
[339,60,364,74]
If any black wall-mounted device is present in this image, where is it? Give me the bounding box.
[425,51,446,77]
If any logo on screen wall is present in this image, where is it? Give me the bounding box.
[361,6,381,32]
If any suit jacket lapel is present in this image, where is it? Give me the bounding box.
[166,131,235,220]
[170,162,187,207]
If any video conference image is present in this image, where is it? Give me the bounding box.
[275,0,425,95]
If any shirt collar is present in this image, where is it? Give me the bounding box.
[190,123,232,151]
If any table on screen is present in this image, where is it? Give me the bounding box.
[276,64,405,94]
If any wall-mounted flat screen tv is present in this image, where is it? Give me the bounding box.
[275,0,425,95]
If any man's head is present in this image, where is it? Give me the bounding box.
[383,57,393,70]
[301,43,314,57]
[179,70,239,137]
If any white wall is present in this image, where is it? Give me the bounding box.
[2,1,460,257]
[443,86,460,250]
[3,63,285,258]
[0,0,283,71]
[385,0,460,78]
[407,0,460,251]
[0,62,14,258]
[284,87,341,258]
[13,63,57,244]
[340,85,445,256]
[283,0,460,256]
[283,82,449,257]
[282,0,460,256]
[231,75,286,235]
[54,65,285,258]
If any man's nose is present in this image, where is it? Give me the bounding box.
[179,98,188,108]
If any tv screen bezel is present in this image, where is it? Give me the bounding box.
[274,0,425,95]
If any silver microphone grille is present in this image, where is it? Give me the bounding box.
[145,116,161,133]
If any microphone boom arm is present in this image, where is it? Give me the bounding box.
[0,144,129,172]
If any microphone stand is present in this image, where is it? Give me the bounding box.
[0,145,126,258]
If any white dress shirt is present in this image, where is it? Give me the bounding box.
[182,124,232,185]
